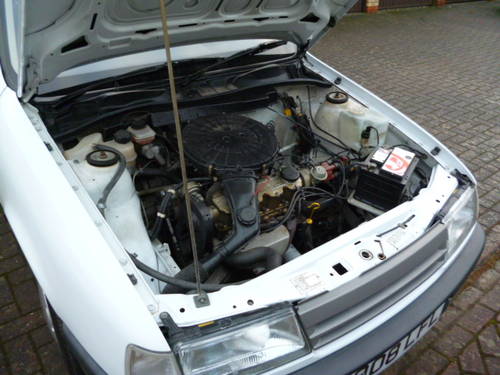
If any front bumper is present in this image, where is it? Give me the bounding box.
[57,222,484,375]
[280,222,484,375]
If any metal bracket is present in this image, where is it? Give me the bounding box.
[193,291,210,308]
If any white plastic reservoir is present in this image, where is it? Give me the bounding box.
[64,132,137,169]
[68,147,179,293]
[314,91,389,152]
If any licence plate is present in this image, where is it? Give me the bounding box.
[350,303,446,375]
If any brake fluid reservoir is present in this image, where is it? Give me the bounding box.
[314,91,389,152]
[105,129,137,169]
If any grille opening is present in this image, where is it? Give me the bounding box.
[332,263,348,275]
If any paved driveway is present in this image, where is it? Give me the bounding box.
[0,1,499,374]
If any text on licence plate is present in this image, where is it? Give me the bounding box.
[350,303,445,375]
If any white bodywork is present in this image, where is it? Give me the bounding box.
[0,46,476,375]
[0,67,169,374]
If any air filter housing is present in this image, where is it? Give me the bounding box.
[183,114,278,171]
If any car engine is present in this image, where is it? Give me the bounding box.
[52,78,430,293]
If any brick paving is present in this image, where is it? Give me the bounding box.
[0,2,499,374]
[312,2,500,374]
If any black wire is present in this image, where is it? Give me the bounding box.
[149,192,173,241]
[370,126,380,146]
[127,251,229,292]
[262,186,345,233]
[94,145,127,215]
[266,106,345,159]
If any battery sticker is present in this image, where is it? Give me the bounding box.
[371,148,391,164]
[382,147,416,177]
[290,272,325,297]
[387,228,406,250]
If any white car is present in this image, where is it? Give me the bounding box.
[0,1,484,375]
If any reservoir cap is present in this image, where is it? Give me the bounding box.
[86,150,118,167]
[326,91,348,104]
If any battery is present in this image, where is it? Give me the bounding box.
[351,147,419,212]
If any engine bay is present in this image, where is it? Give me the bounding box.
[34,57,435,297]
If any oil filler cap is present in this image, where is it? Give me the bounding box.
[113,129,132,144]
[281,165,300,182]
[86,150,118,167]
[238,206,257,226]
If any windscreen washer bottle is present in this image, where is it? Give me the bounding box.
[313,91,389,152]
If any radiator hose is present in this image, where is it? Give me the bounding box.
[225,247,283,271]
[164,171,260,292]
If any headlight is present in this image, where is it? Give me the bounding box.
[126,345,181,375]
[173,307,308,375]
[443,187,477,252]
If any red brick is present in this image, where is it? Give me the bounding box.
[0,277,13,307]
[7,265,34,285]
[0,255,25,276]
[31,325,54,348]
[434,306,461,332]
[433,325,473,357]
[452,286,483,311]
[484,356,500,375]
[0,233,19,259]
[0,304,19,325]
[12,279,40,314]
[39,342,69,375]
[459,341,486,374]
[441,361,459,375]
[457,304,495,333]
[478,324,499,357]
[474,268,500,291]
[403,349,448,375]
[0,310,45,341]
[480,285,500,311]
[4,334,41,374]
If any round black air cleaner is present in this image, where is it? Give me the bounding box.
[183,114,278,171]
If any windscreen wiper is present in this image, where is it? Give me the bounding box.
[43,65,168,109]
[181,40,287,87]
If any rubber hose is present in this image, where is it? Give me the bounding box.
[225,247,283,271]
[149,192,173,241]
[94,145,126,215]
[136,168,170,178]
[127,252,228,292]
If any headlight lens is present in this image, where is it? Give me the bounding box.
[126,345,181,375]
[443,187,477,252]
[173,307,308,375]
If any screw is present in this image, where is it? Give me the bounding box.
[147,304,156,313]
[375,240,386,260]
